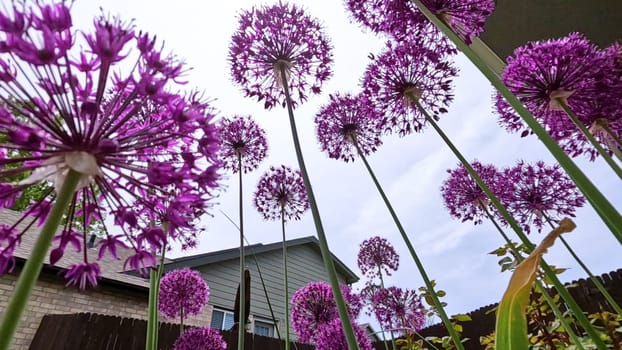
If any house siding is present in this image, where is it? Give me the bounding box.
[196,243,349,341]
[0,267,212,349]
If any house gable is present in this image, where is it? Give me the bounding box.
[166,237,360,340]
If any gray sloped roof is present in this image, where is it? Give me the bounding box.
[1,209,149,289]
[166,236,360,284]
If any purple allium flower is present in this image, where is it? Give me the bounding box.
[315,319,373,350]
[371,286,426,334]
[496,33,620,159]
[315,93,383,162]
[587,44,622,157]
[253,165,309,222]
[0,2,221,287]
[440,161,513,225]
[503,161,585,233]
[159,268,209,319]
[229,2,333,110]
[64,262,101,289]
[172,327,227,350]
[290,281,362,344]
[362,41,458,136]
[346,0,454,56]
[346,0,493,45]
[218,116,268,174]
[0,224,18,274]
[357,236,399,280]
[421,0,495,44]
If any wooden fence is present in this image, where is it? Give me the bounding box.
[371,269,622,350]
[29,312,315,350]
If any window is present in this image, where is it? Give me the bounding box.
[253,320,275,337]
[210,309,235,331]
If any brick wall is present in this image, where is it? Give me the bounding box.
[0,267,213,349]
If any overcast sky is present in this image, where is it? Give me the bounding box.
[71,0,621,323]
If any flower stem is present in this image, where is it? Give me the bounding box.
[407,0,622,244]
[180,306,184,337]
[597,121,622,162]
[352,140,464,350]
[237,154,246,350]
[542,214,622,315]
[281,207,291,350]
[482,207,585,349]
[146,237,167,350]
[219,210,283,345]
[279,66,359,349]
[376,268,396,350]
[556,98,622,179]
[153,242,167,347]
[418,105,608,350]
[0,169,81,350]
[146,269,158,350]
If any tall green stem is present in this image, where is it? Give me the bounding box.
[483,207,585,349]
[153,244,166,347]
[418,105,607,349]
[352,139,465,350]
[281,207,291,350]
[146,269,158,350]
[180,306,184,337]
[219,209,283,345]
[376,268,395,350]
[596,120,622,162]
[0,169,81,350]
[407,0,622,244]
[237,154,246,350]
[279,65,359,349]
[555,98,622,179]
[542,215,622,315]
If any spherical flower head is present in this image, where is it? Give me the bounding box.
[290,281,362,344]
[315,93,383,162]
[345,0,456,56]
[421,0,495,44]
[503,160,585,233]
[253,165,309,221]
[587,44,622,158]
[440,161,513,225]
[173,327,227,350]
[497,33,618,159]
[357,236,399,279]
[218,115,268,174]
[159,268,209,319]
[362,41,458,136]
[0,3,221,287]
[371,286,426,334]
[229,2,333,110]
[315,319,373,350]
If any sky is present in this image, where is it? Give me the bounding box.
[68,0,622,326]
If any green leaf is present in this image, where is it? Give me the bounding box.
[489,247,507,256]
[495,218,575,350]
[453,314,472,322]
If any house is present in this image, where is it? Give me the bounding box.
[1,208,360,348]
[0,209,211,350]
[472,0,622,74]
[164,236,360,341]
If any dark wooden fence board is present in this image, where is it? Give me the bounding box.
[30,313,314,350]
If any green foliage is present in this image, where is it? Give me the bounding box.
[419,280,448,318]
[495,219,574,350]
